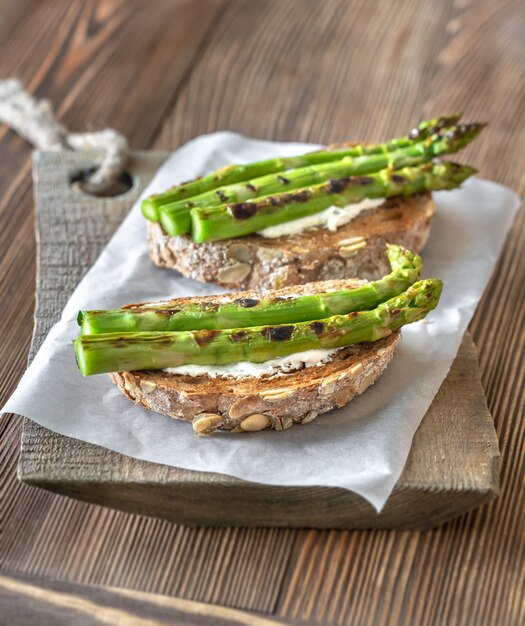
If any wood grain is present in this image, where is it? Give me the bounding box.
[0,571,296,626]
[158,0,456,146]
[0,0,523,624]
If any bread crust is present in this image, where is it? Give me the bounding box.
[147,192,435,289]
[123,276,366,310]
[110,332,399,433]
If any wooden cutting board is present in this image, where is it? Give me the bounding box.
[18,150,500,529]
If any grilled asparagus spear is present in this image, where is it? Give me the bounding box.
[190,161,475,243]
[141,114,461,222]
[157,123,484,236]
[74,279,442,376]
[78,245,422,334]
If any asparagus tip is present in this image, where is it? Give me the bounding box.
[442,121,487,143]
[411,113,463,140]
[413,278,443,311]
[386,244,422,274]
[454,162,478,179]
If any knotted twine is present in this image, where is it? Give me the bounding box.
[0,78,129,195]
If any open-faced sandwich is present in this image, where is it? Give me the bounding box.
[75,246,442,433]
[143,114,484,289]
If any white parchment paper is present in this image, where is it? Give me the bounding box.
[2,132,521,511]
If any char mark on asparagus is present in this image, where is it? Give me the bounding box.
[262,326,295,342]
[192,329,221,346]
[230,331,248,343]
[229,202,258,220]
[310,321,325,336]
[234,298,260,308]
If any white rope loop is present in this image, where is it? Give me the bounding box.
[0,78,129,195]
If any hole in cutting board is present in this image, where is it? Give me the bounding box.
[70,167,134,197]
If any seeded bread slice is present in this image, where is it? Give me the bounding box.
[111,334,399,434]
[109,278,400,433]
[147,192,435,290]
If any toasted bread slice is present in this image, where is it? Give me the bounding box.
[111,334,398,433]
[109,278,400,433]
[147,192,434,290]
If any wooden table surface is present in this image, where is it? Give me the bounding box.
[0,1,523,625]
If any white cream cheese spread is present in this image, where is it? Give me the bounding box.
[256,198,385,238]
[163,347,340,379]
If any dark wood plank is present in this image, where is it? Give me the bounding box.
[156,0,457,147]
